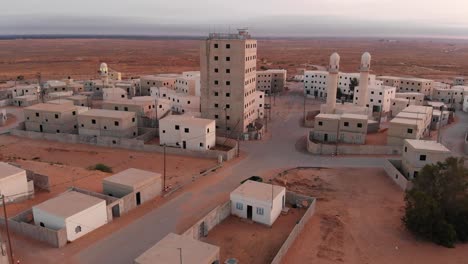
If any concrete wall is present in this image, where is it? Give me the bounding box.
[0,99,11,107]
[270,192,316,264]
[182,201,231,240]
[11,129,237,161]
[307,133,401,155]
[71,187,122,222]
[0,209,67,248]
[25,170,50,191]
[383,159,411,190]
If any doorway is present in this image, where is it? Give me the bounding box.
[111,204,120,218]
[247,205,253,220]
[182,141,186,149]
[40,125,43,132]
[324,134,328,142]
[136,192,141,205]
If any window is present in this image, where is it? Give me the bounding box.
[226,93,230,97]
[184,128,190,133]
[226,104,230,108]
[226,57,230,61]
[226,116,230,120]
[344,122,349,127]
[55,114,59,119]
[256,207,264,215]
[357,123,362,128]
[226,69,230,73]
[214,43,218,48]
[214,56,218,61]
[40,222,45,227]
[318,121,323,126]
[226,44,230,49]
[236,202,243,210]
[214,80,219,85]
[200,142,204,147]
[35,112,39,117]
[114,106,119,110]
[226,81,230,86]
[92,119,96,124]
[72,111,76,116]
[214,68,218,73]
[162,130,166,133]
[132,118,135,122]
[214,114,219,119]
[407,128,413,134]
[214,92,219,96]
[420,155,427,161]
[404,147,407,152]
[114,121,119,126]
[75,226,82,233]
[214,103,219,108]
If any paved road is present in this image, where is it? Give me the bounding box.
[439,110,468,157]
[78,88,389,264]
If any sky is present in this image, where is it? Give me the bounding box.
[2,0,468,38]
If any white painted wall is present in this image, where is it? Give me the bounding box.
[65,201,108,241]
[0,170,30,201]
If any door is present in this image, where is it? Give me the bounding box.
[182,141,186,149]
[40,125,43,132]
[112,204,120,218]
[198,221,206,238]
[247,205,253,220]
[324,134,328,142]
[136,192,141,205]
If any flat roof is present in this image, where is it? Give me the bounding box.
[0,162,25,180]
[396,112,424,120]
[231,180,285,203]
[402,105,432,114]
[14,95,37,100]
[33,191,105,219]
[135,233,219,264]
[161,115,214,127]
[67,95,88,100]
[405,139,450,152]
[132,96,156,102]
[102,99,149,106]
[24,103,76,112]
[46,99,74,105]
[78,109,135,119]
[340,113,368,120]
[316,113,341,120]
[103,168,161,189]
[396,92,424,96]
[378,76,433,82]
[390,117,421,126]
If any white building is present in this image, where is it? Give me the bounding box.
[353,85,395,113]
[175,72,201,96]
[256,69,287,95]
[159,115,216,151]
[463,95,468,112]
[0,162,33,202]
[140,75,179,96]
[230,180,286,226]
[402,139,451,179]
[254,91,265,118]
[32,191,108,242]
[395,92,425,105]
[377,76,434,96]
[431,86,468,110]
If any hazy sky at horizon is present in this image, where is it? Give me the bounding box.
[3,0,468,37]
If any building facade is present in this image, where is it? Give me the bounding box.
[401,139,451,179]
[256,69,287,95]
[78,109,137,138]
[24,103,79,134]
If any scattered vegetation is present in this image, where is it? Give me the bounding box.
[403,157,468,247]
[88,163,113,173]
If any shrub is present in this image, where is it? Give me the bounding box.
[89,163,113,173]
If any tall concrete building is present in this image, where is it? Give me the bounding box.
[200,29,259,136]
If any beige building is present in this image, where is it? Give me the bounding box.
[10,84,39,97]
[170,93,201,115]
[387,105,432,146]
[32,191,108,242]
[102,98,157,127]
[66,95,90,107]
[0,162,34,202]
[159,115,216,151]
[431,109,449,130]
[402,139,451,179]
[102,168,162,208]
[134,233,220,264]
[312,113,368,144]
[395,92,425,105]
[230,180,286,226]
[103,88,128,101]
[431,86,468,110]
[377,76,433,96]
[312,114,340,143]
[43,80,72,94]
[175,72,201,96]
[353,85,395,113]
[24,103,79,133]
[200,29,260,136]
[13,95,39,107]
[140,75,179,96]
[78,109,137,138]
[114,81,139,98]
[304,71,376,98]
[46,99,75,106]
[256,69,287,95]
[454,77,465,86]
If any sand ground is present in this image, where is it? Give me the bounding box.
[269,168,468,264]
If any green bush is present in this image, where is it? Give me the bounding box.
[403,157,468,247]
[89,163,113,173]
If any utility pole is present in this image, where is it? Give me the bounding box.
[177,247,182,264]
[2,195,14,264]
[303,95,306,125]
[237,135,240,157]
[163,144,167,191]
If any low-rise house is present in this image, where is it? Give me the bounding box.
[401,139,451,179]
[102,168,162,209]
[387,117,424,146]
[140,75,179,96]
[103,88,128,101]
[256,69,287,95]
[78,109,137,138]
[431,110,450,130]
[32,191,108,242]
[312,114,340,143]
[102,98,156,127]
[0,162,34,202]
[175,73,201,96]
[66,95,90,107]
[377,76,433,96]
[353,85,396,113]
[390,98,411,117]
[42,80,71,94]
[24,103,79,133]
[45,91,74,101]
[431,86,468,110]
[114,81,139,98]
[230,180,286,226]
[12,95,39,107]
[10,84,39,97]
[159,115,216,151]
[134,233,220,264]
[46,99,75,106]
[401,105,433,129]
[170,93,200,115]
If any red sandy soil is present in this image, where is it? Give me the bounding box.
[202,210,306,264]
[0,134,218,216]
[1,38,468,82]
[0,114,16,127]
[269,168,468,264]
